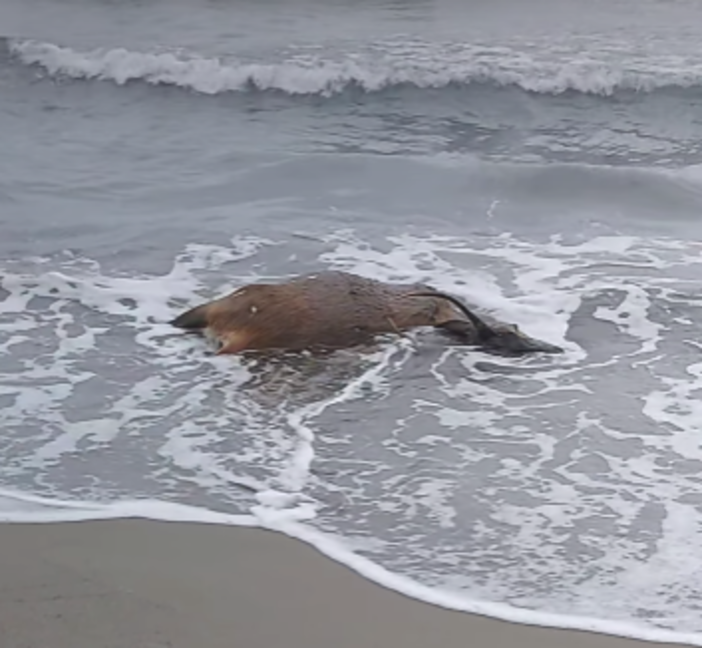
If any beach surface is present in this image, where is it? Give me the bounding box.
[0,519,689,648]
[5,0,702,638]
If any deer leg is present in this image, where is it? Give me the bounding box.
[386,316,408,338]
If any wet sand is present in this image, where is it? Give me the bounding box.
[0,519,689,648]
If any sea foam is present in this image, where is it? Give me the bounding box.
[2,487,702,647]
[10,38,702,97]
[3,231,702,645]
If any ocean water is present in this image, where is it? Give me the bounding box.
[3,0,702,642]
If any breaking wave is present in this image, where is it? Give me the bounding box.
[10,37,702,97]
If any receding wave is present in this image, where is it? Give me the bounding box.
[10,38,702,97]
[3,229,702,643]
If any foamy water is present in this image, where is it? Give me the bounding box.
[3,229,702,643]
[5,0,702,642]
[12,37,702,96]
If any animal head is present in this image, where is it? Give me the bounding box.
[476,320,564,355]
[403,291,563,356]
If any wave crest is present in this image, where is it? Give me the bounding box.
[10,38,702,97]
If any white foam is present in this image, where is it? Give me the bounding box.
[4,231,702,643]
[642,358,702,456]
[11,38,702,96]
[263,518,702,647]
[275,339,412,495]
[2,487,702,647]
[319,229,578,359]
[0,487,256,525]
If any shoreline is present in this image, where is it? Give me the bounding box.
[0,518,692,648]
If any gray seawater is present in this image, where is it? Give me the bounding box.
[3,0,702,641]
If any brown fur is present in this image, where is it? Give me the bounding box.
[170,271,472,355]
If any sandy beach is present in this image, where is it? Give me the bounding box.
[0,519,690,648]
